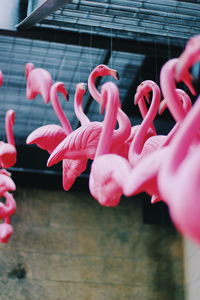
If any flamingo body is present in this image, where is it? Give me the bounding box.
[27,81,88,190]
[0,142,16,168]
[25,63,53,103]
[0,109,17,168]
[90,154,131,206]
[157,35,200,243]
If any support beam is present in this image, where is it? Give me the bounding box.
[16,0,72,30]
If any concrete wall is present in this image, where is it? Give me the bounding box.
[184,238,200,300]
[0,188,184,300]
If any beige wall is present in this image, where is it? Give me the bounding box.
[184,238,200,300]
[0,188,184,300]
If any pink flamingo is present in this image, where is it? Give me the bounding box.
[128,80,165,168]
[0,216,13,243]
[0,110,17,169]
[47,74,131,166]
[89,82,131,207]
[0,171,16,243]
[27,82,88,191]
[0,70,3,86]
[88,64,132,159]
[25,62,53,103]
[157,95,200,242]
[88,64,156,136]
[124,62,194,202]
[157,34,200,243]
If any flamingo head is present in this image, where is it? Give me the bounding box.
[0,70,3,86]
[75,82,87,98]
[50,81,69,101]
[175,35,200,94]
[134,80,158,105]
[25,62,34,79]
[92,64,119,80]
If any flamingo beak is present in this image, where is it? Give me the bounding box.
[134,93,143,105]
[82,83,88,92]
[175,35,200,95]
[158,98,167,115]
[110,69,120,80]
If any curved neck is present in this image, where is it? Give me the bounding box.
[112,109,131,144]
[88,69,131,143]
[88,70,101,103]
[167,94,200,173]
[50,82,73,134]
[131,84,161,154]
[95,83,120,158]
[176,89,192,113]
[74,89,90,126]
[160,59,186,122]
[138,96,157,134]
[5,110,15,146]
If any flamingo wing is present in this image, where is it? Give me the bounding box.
[47,122,102,166]
[26,124,67,154]
[62,158,88,191]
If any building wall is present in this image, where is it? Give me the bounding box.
[184,238,200,300]
[0,188,184,300]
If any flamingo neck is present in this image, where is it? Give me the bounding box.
[160,59,186,122]
[112,109,131,144]
[51,85,73,134]
[95,83,119,158]
[74,90,90,126]
[167,94,200,173]
[88,71,101,103]
[138,96,157,135]
[88,70,131,142]
[5,112,15,146]
[131,85,160,154]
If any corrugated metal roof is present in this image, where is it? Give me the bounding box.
[39,0,200,46]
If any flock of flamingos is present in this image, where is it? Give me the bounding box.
[0,35,199,245]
